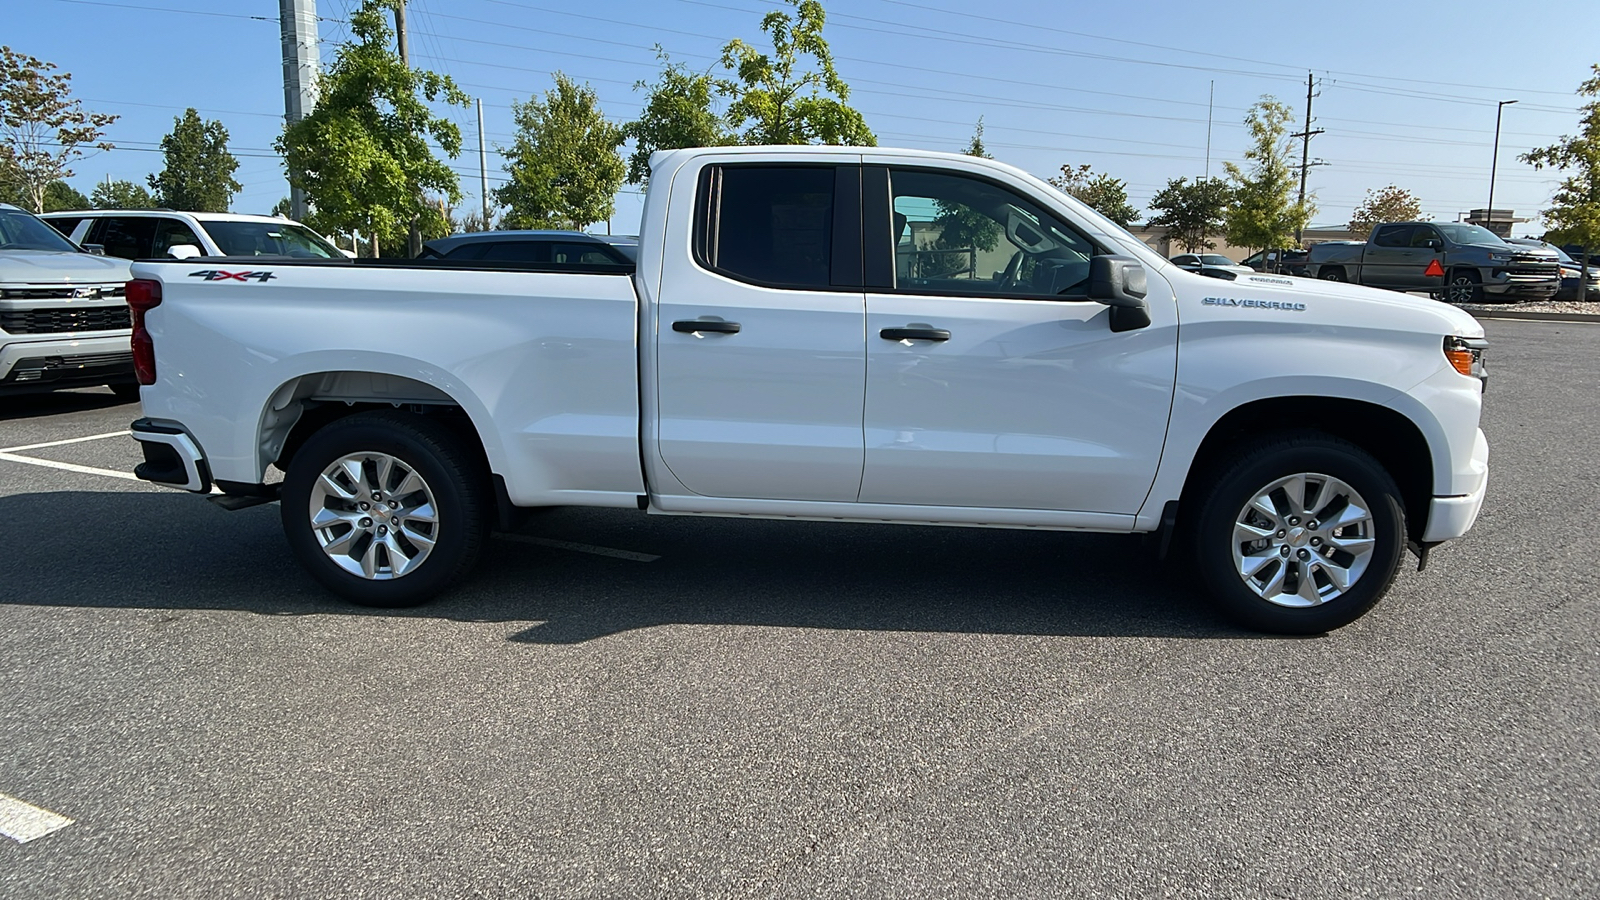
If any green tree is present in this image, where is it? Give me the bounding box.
[1146,177,1233,252]
[963,117,992,159]
[622,50,732,185]
[276,0,467,256]
[148,108,240,212]
[0,46,116,213]
[1224,96,1312,267]
[90,178,155,209]
[43,179,86,210]
[1347,184,1423,238]
[496,73,625,231]
[718,0,875,146]
[1049,163,1139,227]
[1522,64,1600,299]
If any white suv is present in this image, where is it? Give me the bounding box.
[42,209,350,260]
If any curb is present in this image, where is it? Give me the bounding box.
[1455,308,1600,324]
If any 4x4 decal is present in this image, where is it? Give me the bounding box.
[188,270,276,283]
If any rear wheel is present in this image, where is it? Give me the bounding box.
[1446,270,1483,303]
[1192,434,1405,634]
[281,411,487,607]
[1320,267,1346,283]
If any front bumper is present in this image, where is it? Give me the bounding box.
[0,333,134,392]
[130,418,211,492]
[1421,428,1489,543]
[1482,277,1558,299]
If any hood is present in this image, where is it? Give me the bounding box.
[0,250,133,284]
[1229,272,1484,338]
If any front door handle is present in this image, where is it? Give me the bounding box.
[673,319,741,334]
[880,326,951,342]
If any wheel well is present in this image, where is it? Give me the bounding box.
[264,372,491,480]
[1181,397,1433,539]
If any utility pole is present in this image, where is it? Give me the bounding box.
[1487,99,1518,237]
[1204,80,1214,180]
[1290,72,1325,248]
[477,98,489,229]
[394,1,423,256]
[277,0,319,222]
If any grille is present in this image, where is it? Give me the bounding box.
[0,284,124,301]
[0,305,132,334]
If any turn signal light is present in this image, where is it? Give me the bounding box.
[126,278,162,385]
[1444,336,1488,387]
[1445,347,1474,376]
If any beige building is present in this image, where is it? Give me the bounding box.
[1129,225,1363,262]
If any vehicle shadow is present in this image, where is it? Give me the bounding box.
[0,490,1262,642]
[0,387,133,422]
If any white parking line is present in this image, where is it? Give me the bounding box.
[0,429,130,454]
[0,793,74,844]
[0,451,141,482]
[494,533,659,562]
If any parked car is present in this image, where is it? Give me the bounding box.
[1507,238,1600,301]
[1558,244,1600,267]
[0,203,136,398]
[1239,249,1310,276]
[126,145,1489,635]
[419,231,638,265]
[1308,222,1559,302]
[42,209,350,260]
[1169,253,1253,278]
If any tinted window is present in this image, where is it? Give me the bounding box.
[889,167,1095,298]
[477,242,547,263]
[1435,223,1505,246]
[1373,225,1413,248]
[44,216,84,240]
[441,242,488,261]
[153,219,204,256]
[550,242,620,265]
[1409,226,1441,248]
[90,217,159,259]
[701,166,834,288]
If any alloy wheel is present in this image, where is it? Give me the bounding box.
[1231,472,1376,607]
[308,451,439,579]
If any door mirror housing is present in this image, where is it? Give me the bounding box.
[1089,255,1152,332]
[166,243,202,260]
[1423,239,1443,251]
[82,243,106,256]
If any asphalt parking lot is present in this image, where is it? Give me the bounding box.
[1,318,1596,899]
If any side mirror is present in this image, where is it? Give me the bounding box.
[167,244,202,260]
[1089,255,1152,332]
[82,243,106,256]
[1424,239,1443,251]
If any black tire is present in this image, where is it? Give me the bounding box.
[1320,267,1346,283]
[281,411,488,607]
[1446,270,1483,304]
[108,383,141,403]
[1191,433,1406,634]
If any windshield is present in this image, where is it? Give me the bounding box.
[0,208,82,253]
[201,220,340,258]
[1199,254,1235,266]
[1435,223,1505,246]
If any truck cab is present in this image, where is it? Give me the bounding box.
[1309,221,1559,302]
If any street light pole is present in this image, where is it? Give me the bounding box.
[1487,99,1517,236]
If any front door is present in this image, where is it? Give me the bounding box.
[655,163,868,502]
[858,165,1177,514]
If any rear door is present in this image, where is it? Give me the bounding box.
[857,163,1177,514]
[1362,224,1416,289]
[85,216,158,260]
[654,161,868,502]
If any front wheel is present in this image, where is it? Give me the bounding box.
[1191,434,1405,634]
[281,411,487,607]
[1446,270,1483,304]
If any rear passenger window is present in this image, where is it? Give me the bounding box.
[697,166,834,289]
[550,243,619,265]
[442,243,488,261]
[1373,225,1413,248]
[89,217,159,259]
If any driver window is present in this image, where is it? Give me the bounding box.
[888,168,1095,299]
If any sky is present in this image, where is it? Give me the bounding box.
[9,0,1600,240]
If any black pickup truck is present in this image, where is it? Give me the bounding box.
[1307,222,1559,302]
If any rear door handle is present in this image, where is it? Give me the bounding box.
[880,326,951,342]
[673,319,741,334]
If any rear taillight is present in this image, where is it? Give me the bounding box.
[126,278,162,385]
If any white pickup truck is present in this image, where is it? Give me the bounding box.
[125,146,1489,634]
